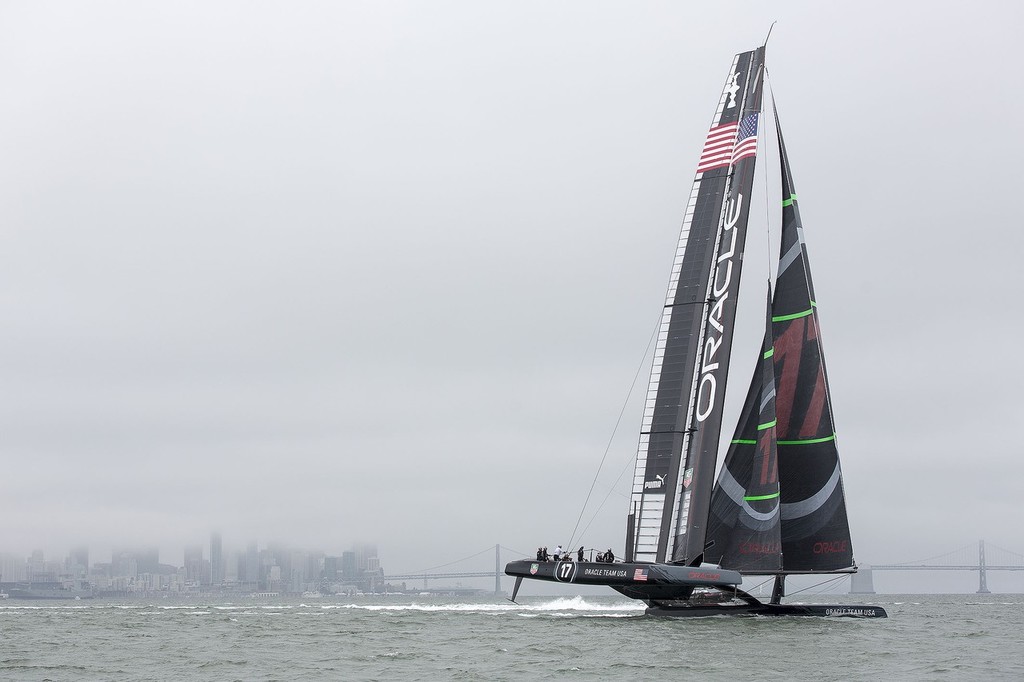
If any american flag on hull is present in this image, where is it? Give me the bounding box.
[731,113,759,164]
[695,122,738,173]
[633,568,648,582]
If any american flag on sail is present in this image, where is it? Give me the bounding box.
[694,113,760,174]
[695,122,738,173]
[633,568,648,582]
[731,113,759,164]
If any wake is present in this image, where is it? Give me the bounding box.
[322,596,645,616]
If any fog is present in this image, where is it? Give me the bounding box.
[2,1,1021,590]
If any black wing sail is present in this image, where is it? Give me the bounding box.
[771,114,855,572]
[668,47,766,565]
[626,47,766,564]
[705,292,783,572]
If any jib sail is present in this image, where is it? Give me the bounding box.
[771,114,855,572]
[705,292,783,572]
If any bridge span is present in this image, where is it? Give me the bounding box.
[382,541,1024,596]
[383,545,514,595]
[853,540,1024,594]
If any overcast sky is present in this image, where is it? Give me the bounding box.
[2,1,1022,592]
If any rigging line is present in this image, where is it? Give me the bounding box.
[748,576,775,591]
[890,544,975,566]
[578,380,677,540]
[765,73,775,285]
[407,546,496,575]
[564,305,663,551]
[783,573,848,597]
[500,546,530,557]
[575,457,634,543]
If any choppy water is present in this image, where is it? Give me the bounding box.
[2,594,1022,680]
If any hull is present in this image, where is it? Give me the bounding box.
[6,588,95,600]
[3,582,95,600]
[646,601,887,618]
[505,559,742,600]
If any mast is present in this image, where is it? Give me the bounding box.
[626,47,766,564]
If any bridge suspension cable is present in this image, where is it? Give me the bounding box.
[405,545,497,576]
[884,543,976,566]
[986,542,1024,563]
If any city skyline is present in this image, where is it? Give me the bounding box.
[1,534,389,597]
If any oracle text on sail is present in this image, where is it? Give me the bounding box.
[695,193,743,422]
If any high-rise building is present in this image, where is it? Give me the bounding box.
[341,551,356,579]
[210,532,223,586]
[306,552,324,584]
[242,541,259,588]
[323,556,340,581]
[268,543,291,583]
[68,546,89,579]
[137,548,160,575]
[112,547,159,578]
[28,550,50,581]
[353,543,377,573]
[111,550,138,579]
[184,545,204,584]
[0,553,27,582]
[224,549,240,582]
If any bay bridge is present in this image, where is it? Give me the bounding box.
[854,540,1024,594]
[382,545,519,595]
[383,541,1024,595]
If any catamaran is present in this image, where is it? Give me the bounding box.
[505,44,886,618]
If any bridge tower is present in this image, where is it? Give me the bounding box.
[849,566,876,594]
[494,544,501,596]
[977,539,991,594]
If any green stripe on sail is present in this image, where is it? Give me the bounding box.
[744,492,780,501]
[774,301,815,323]
[782,194,797,206]
[731,439,757,445]
[772,307,813,322]
[757,419,776,431]
[777,433,836,446]
[763,347,774,359]
[772,301,817,323]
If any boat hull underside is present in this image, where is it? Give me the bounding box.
[645,600,887,618]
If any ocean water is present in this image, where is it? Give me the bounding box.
[2,594,1022,680]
